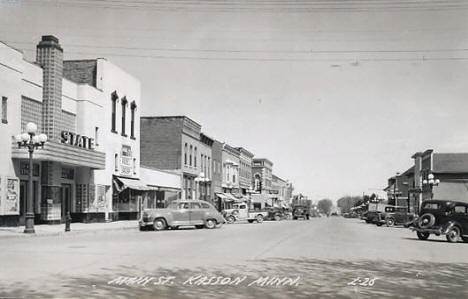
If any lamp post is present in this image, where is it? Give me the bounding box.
[15,122,48,234]
[422,173,440,200]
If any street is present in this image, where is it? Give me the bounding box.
[1,217,468,299]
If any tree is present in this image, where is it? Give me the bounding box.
[317,199,333,215]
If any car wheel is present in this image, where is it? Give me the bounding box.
[446,226,461,243]
[386,218,395,227]
[417,231,430,240]
[227,215,236,224]
[139,225,147,231]
[248,220,254,223]
[274,214,281,221]
[376,223,383,227]
[256,214,264,223]
[293,216,297,220]
[153,218,167,231]
[205,219,216,229]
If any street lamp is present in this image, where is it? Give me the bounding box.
[422,173,440,200]
[15,122,47,234]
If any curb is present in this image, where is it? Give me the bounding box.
[0,225,138,239]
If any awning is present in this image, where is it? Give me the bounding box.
[216,193,230,200]
[114,176,157,192]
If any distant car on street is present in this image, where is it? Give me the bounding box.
[265,207,288,221]
[375,206,417,227]
[139,200,225,231]
[411,200,468,243]
[223,202,268,224]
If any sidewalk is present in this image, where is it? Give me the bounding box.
[0,220,139,239]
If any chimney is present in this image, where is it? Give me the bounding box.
[36,35,63,141]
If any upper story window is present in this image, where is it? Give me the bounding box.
[189,145,193,166]
[184,143,188,165]
[133,158,137,174]
[121,97,128,137]
[208,157,211,178]
[1,97,7,124]
[130,101,136,139]
[114,153,119,172]
[111,92,118,133]
[95,127,99,146]
[194,147,197,168]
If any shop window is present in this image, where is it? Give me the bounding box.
[20,162,40,176]
[61,168,75,180]
[130,101,136,139]
[1,96,7,124]
[121,97,127,137]
[114,153,119,171]
[111,92,118,133]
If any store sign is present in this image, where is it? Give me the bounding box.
[61,131,95,150]
[120,145,133,175]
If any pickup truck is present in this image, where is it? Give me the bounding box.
[223,202,268,224]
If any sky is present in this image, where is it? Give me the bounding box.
[1,0,468,201]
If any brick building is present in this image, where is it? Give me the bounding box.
[0,36,179,226]
[140,116,210,201]
[412,150,468,209]
[236,147,254,194]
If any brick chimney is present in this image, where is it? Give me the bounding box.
[36,35,63,141]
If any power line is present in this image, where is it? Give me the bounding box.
[14,47,468,62]
[5,40,468,55]
[11,0,468,12]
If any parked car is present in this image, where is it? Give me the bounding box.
[410,200,468,243]
[223,202,268,224]
[292,205,310,220]
[375,206,417,227]
[139,200,225,231]
[265,207,287,221]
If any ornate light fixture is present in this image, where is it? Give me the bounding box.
[15,122,47,233]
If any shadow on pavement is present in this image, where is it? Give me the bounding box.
[1,258,468,299]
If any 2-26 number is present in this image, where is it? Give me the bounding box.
[347,277,378,286]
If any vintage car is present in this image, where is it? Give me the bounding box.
[265,207,288,221]
[139,200,226,231]
[411,200,468,243]
[223,202,268,224]
[375,206,417,227]
[292,205,310,220]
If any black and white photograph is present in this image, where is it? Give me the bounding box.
[0,0,468,298]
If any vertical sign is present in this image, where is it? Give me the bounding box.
[5,178,19,215]
[120,145,133,176]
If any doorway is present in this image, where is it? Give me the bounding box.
[61,184,72,222]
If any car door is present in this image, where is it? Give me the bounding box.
[237,204,248,220]
[172,202,191,225]
[453,205,468,235]
[189,202,205,225]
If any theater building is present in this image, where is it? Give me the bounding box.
[0,36,179,226]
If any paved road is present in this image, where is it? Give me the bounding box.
[1,217,467,298]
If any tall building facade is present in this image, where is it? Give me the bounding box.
[0,36,181,226]
[140,116,210,201]
[252,158,273,194]
[221,143,240,193]
[236,147,254,194]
